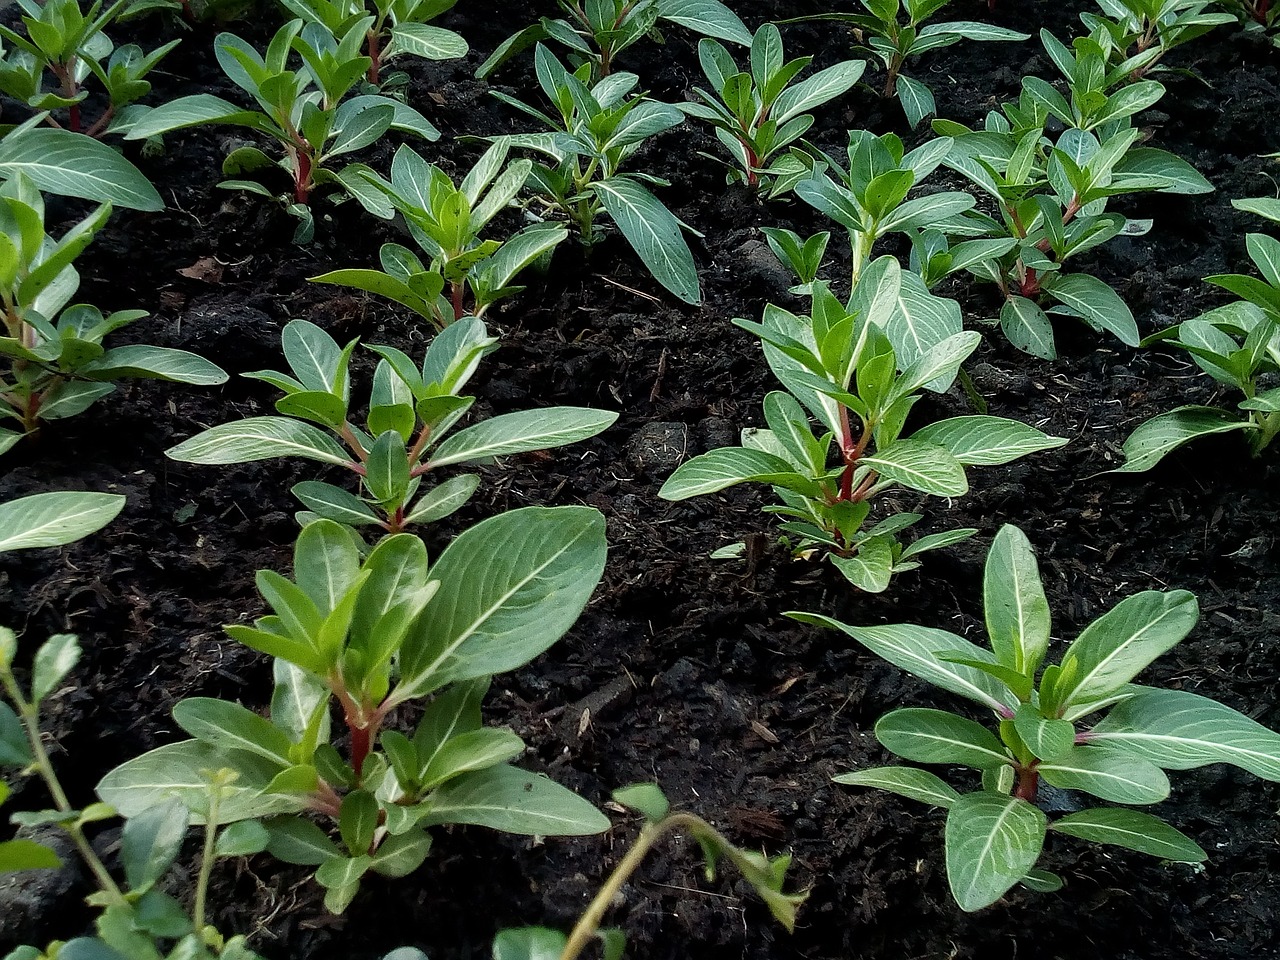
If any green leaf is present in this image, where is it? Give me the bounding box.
[405,474,479,525]
[656,0,752,45]
[828,536,894,593]
[263,815,341,865]
[876,708,1011,770]
[612,783,669,822]
[1000,296,1056,360]
[492,928,569,960]
[945,793,1046,912]
[1056,590,1198,711]
[166,417,354,467]
[862,440,968,497]
[1050,808,1206,862]
[368,827,432,877]
[1038,746,1170,804]
[594,178,701,305]
[0,701,32,766]
[833,766,960,809]
[173,698,294,768]
[789,616,1018,712]
[339,790,379,854]
[982,525,1051,675]
[417,765,608,836]
[214,819,270,858]
[1012,704,1073,763]
[659,446,817,500]
[419,727,525,789]
[428,408,617,468]
[395,506,606,699]
[1046,274,1139,346]
[1234,197,1280,224]
[0,128,162,210]
[1088,687,1280,781]
[1020,868,1062,892]
[911,417,1068,467]
[0,838,62,872]
[364,430,412,507]
[1112,406,1254,474]
[291,481,380,527]
[388,23,468,61]
[0,491,125,552]
[31,633,79,704]
[896,74,935,128]
[79,346,228,385]
[121,798,188,890]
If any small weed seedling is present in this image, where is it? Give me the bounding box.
[679,23,865,195]
[0,0,178,137]
[99,507,611,912]
[490,783,806,960]
[802,525,1280,910]
[0,175,227,453]
[278,0,467,89]
[125,19,437,242]
[314,140,567,328]
[493,46,700,304]
[165,318,616,536]
[660,279,1066,592]
[783,0,1029,128]
[1115,198,1280,471]
[478,0,750,82]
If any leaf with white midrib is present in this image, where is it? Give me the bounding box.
[946,793,1046,912]
[0,492,125,552]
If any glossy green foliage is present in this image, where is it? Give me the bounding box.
[315,140,568,327]
[478,0,751,82]
[0,175,226,450]
[1084,0,1235,78]
[660,276,1066,592]
[784,0,1028,127]
[0,491,124,551]
[932,29,1212,358]
[125,19,438,241]
[278,0,466,88]
[98,506,611,913]
[493,46,700,303]
[679,24,865,195]
[811,525,1280,910]
[1116,199,1280,470]
[165,318,616,536]
[0,0,179,138]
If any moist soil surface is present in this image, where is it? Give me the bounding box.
[2,1,1280,958]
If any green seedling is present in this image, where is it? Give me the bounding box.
[805,524,1280,911]
[660,276,1066,592]
[1083,0,1235,79]
[99,506,611,913]
[315,140,568,328]
[679,23,865,194]
[165,318,616,536]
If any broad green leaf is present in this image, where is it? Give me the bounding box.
[419,727,525,789]
[1113,148,1213,196]
[656,0,752,46]
[96,741,306,824]
[120,798,188,890]
[896,74,935,129]
[416,765,608,835]
[1088,687,1280,780]
[659,446,818,500]
[1012,704,1073,763]
[31,633,79,704]
[388,23,468,61]
[0,128,162,210]
[595,178,700,305]
[291,481,380,527]
[1047,274,1139,346]
[0,491,125,552]
[945,793,1046,911]
[833,766,961,809]
[898,527,977,561]
[428,408,617,468]
[79,346,228,385]
[368,827,432,877]
[405,474,479,524]
[123,94,279,139]
[0,838,62,872]
[911,417,1068,467]
[1112,406,1253,474]
[166,417,354,467]
[982,525,1051,674]
[1056,590,1198,710]
[863,439,968,497]
[1039,746,1169,803]
[612,783,670,821]
[875,708,1011,770]
[339,790,379,853]
[1050,808,1206,861]
[263,815,341,865]
[173,698,294,768]
[773,59,866,125]
[829,536,894,593]
[492,927,569,960]
[395,506,606,699]
[1020,868,1062,892]
[294,518,362,613]
[215,819,271,857]
[789,615,1018,712]
[1000,296,1056,360]
[1234,197,1280,224]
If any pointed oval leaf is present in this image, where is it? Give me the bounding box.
[863,439,968,497]
[417,765,608,836]
[982,524,1051,674]
[428,408,617,468]
[911,417,1068,467]
[1050,808,1206,862]
[833,765,961,809]
[1112,406,1253,474]
[0,491,125,553]
[166,417,353,467]
[1039,746,1169,803]
[876,708,1011,770]
[945,793,1046,912]
[594,178,700,305]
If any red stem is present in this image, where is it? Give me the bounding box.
[367,29,381,85]
[1013,766,1039,802]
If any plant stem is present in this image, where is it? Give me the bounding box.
[367,27,382,86]
[0,668,126,905]
[560,812,707,960]
[192,785,223,933]
[1013,765,1039,802]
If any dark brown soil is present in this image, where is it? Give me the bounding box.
[3,2,1280,959]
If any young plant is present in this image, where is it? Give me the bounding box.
[0,489,124,551]
[793,129,977,284]
[659,276,1066,592]
[1214,0,1280,43]
[478,0,751,82]
[165,318,616,536]
[313,141,568,328]
[124,19,438,242]
[2,628,269,960]
[491,783,806,960]
[1114,198,1280,471]
[277,0,467,89]
[1082,0,1235,79]
[678,23,865,195]
[933,33,1212,358]
[98,506,611,913]
[0,0,179,138]
[783,0,1029,128]
[0,175,227,452]
[493,46,700,304]
[805,524,1280,911]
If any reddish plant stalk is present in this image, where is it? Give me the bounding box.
[1014,765,1039,801]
